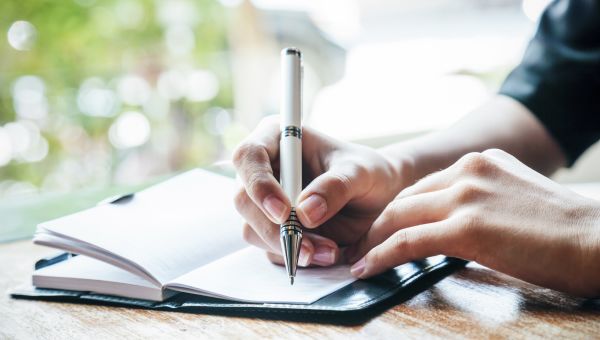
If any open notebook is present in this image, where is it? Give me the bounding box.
[33,170,355,304]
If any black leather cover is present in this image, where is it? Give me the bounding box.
[11,254,467,324]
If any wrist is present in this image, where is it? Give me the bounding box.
[584,206,600,297]
[567,200,600,297]
[377,145,417,192]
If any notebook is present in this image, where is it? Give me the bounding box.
[13,168,468,321]
[31,169,356,304]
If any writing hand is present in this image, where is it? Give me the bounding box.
[232,116,411,267]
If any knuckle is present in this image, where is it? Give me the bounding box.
[232,142,255,168]
[234,186,250,211]
[458,152,481,166]
[380,201,400,223]
[329,171,354,198]
[246,172,271,199]
[458,152,496,176]
[392,230,411,255]
[349,163,369,179]
[482,148,507,157]
[453,180,488,203]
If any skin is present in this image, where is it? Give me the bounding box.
[233,115,407,266]
[232,95,600,297]
[346,148,600,297]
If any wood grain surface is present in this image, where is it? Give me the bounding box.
[1,240,599,339]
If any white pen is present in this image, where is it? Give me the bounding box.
[279,47,303,285]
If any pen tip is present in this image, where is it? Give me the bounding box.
[290,277,294,285]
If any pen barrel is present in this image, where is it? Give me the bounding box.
[280,47,303,205]
[280,47,304,282]
[280,136,302,205]
[280,48,302,129]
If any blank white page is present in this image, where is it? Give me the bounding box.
[167,247,356,304]
[36,169,246,285]
[32,255,166,301]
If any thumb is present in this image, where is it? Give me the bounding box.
[296,165,370,228]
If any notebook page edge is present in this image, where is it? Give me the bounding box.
[34,231,160,286]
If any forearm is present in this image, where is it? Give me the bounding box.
[380,95,566,182]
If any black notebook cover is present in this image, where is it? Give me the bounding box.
[11,253,467,324]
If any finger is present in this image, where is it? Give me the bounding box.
[241,223,272,251]
[396,168,452,200]
[266,251,285,266]
[481,148,528,172]
[235,187,285,252]
[481,148,513,161]
[296,164,371,228]
[236,188,318,267]
[350,220,457,279]
[236,177,342,267]
[397,152,494,199]
[244,224,334,268]
[243,224,313,268]
[303,232,340,266]
[346,188,454,263]
[233,115,290,224]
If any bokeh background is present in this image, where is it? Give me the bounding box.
[1,0,560,202]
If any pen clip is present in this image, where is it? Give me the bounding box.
[97,193,135,206]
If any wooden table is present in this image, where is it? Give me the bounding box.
[1,240,599,339]
[2,180,600,338]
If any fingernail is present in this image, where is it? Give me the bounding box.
[312,246,336,266]
[299,245,311,267]
[263,195,287,223]
[350,258,366,278]
[297,195,327,226]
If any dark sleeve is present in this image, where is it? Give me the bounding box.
[499,0,600,165]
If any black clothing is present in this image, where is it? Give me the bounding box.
[499,0,600,165]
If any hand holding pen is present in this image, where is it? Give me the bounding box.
[232,51,406,274]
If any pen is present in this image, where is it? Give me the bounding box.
[279,47,303,285]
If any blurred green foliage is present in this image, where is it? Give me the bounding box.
[0,0,238,198]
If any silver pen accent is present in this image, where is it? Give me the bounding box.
[280,208,303,285]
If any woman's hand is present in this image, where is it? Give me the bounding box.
[232,116,413,267]
[347,149,600,297]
